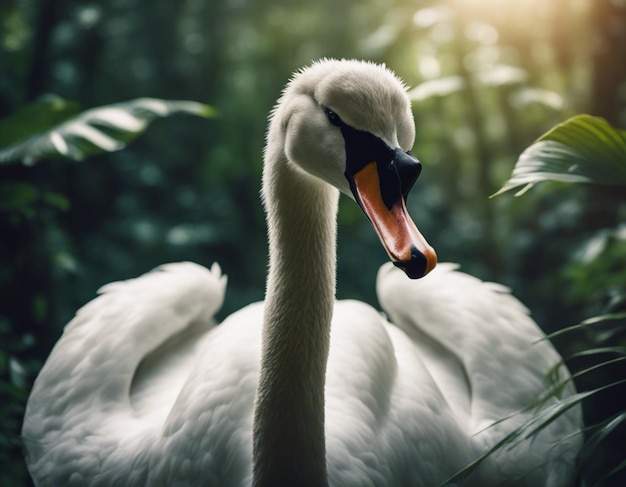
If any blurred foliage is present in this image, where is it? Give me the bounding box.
[460,115,626,486]
[495,115,626,196]
[1,0,625,485]
[0,96,216,165]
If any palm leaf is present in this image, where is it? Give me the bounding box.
[493,115,626,196]
[0,97,217,166]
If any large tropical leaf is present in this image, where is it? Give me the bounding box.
[493,115,626,196]
[0,96,217,166]
[0,95,82,149]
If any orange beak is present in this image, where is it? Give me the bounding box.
[334,116,436,278]
[350,160,437,279]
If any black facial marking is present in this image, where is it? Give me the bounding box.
[340,123,422,210]
[341,124,394,178]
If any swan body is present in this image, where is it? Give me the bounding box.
[23,59,582,486]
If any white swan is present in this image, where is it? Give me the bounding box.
[23,59,581,487]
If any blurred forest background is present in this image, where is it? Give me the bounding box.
[1,0,625,485]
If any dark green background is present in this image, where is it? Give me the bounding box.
[1,0,625,484]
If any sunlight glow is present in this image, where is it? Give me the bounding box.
[448,0,567,25]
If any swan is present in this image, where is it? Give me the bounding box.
[22,59,582,487]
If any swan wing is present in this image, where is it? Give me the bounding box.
[22,262,228,485]
[376,262,582,486]
[325,299,480,486]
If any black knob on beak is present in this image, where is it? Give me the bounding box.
[392,149,422,199]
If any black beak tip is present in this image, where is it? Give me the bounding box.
[392,248,428,279]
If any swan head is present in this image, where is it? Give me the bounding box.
[267,59,437,278]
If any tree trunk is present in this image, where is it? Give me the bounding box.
[27,0,62,100]
[590,0,626,126]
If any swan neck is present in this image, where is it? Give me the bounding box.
[253,150,337,487]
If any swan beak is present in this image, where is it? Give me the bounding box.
[349,157,437,279]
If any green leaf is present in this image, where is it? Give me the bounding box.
[476,65,527,87]
[0,182,71,217]
[541,312,626,342]
[510,87,563,110]
[442,379,626,486]
[0,97,217,166]
[0,182,38,212]
[493,115,626,196]
[408,76,465,102]
[576,413,626,473]
[42,192,71,212]
[594,457,626,487]
[0,95,83,148]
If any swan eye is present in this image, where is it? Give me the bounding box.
[325,109,342,127]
